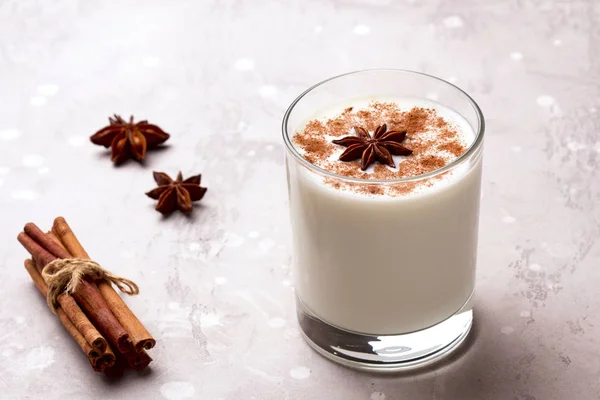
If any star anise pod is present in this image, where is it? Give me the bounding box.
[145,171,207,215]
[90,115,170,164]
[332,124,412,170]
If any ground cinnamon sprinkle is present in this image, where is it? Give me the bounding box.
[437,142,466,157]
[420,155,446,170]
[291,100,471,196]
[400,107,431,133]
[365,185,385,195]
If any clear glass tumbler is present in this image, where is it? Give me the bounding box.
[282,70,484,370]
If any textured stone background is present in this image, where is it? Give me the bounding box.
[1,0,599,399]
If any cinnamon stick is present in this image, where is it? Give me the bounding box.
[17,232,54,267]
[24,259,102,362]
[46,230,70,254]
[18,235,107,352]
[53,217,155,353]
[104,351,127,378]
[98,344,116,367]
[51,217,89,260]
[46,232,119,373]
[121,348,153,370]
[47,231,120,364]
[24,222,72,260]
[100,346,152,373]
[97,282,155,352]
[18,228,131,352]
[92,344,116,372]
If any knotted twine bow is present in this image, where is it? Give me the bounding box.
[42,258,139,314]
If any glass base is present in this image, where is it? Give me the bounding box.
[296,295,473,372]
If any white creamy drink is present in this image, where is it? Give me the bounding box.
[287,98,482,335]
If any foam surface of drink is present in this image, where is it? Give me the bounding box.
[291,97,476,197]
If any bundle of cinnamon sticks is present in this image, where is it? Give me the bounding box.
[17,217,155,375]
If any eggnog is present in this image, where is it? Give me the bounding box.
[283,70,484,369]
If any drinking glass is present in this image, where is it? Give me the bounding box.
[282,70,484,370]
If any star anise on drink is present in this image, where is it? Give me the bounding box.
[145,171,207,215]
[90,115,170,165]
[332,124,413,170]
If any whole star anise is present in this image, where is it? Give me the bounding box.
[332,124,412,170]
[90,115,170,164]
[145,171,207,215]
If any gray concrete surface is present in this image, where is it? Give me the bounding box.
[0,0,599,399]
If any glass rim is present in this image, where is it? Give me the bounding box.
[281,69,485,184]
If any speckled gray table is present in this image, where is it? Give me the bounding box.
[1,1,599,399]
